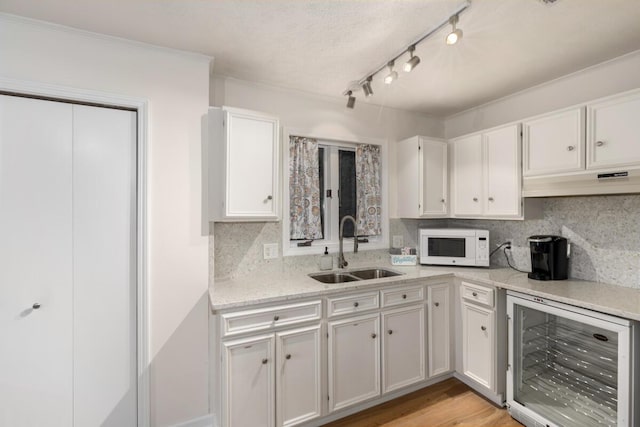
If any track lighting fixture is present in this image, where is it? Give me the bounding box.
[362,76,374,97]
[346,91,356,109]
[403,45,421,73]
[384,61,398,85]
[446,14,463,45]
[341,1,469,108]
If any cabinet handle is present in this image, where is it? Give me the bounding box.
[273,315,280,321]
[353,302,359,308]
[32,303,41,310]
[441,199,445,203]
[402,294,407,299]
[472,292,478,297]
[261,358,268,364]
[488,197,494,202]
[567,145,575,151]
[388,330,393,335]
[285,354,291,360]
[596,141,605,147]
[434,302,440,307]
[481,326,487,331]
[473,197,478,202]
[371,333,377,339]
[267,195,273,200]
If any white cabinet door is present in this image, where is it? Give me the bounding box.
[328,314,380,412]
[422,139,448,216]
[396,136,420,218]
[462,303,495,390]
[484,124,521,217]
[276,326,322,427]
[427,284,451,377]
[382,305,425,393]
[587,91,640,170]
[523,108,585,176]
[209,107,280,221]
[223,335,275,427]
[453,134,483,216]
[0,95,74,427]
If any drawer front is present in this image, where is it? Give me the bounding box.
[461,282,494,308]
[222,300,322,337]
[381,286,425,307]
[327,291,379,318]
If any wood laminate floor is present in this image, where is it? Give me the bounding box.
[323,378,523,427]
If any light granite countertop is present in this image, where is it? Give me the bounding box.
[210,261,640,321]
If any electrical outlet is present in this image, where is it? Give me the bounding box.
[263,243,278,260]
[392,235,404,248]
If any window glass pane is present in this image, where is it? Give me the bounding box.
[339,150,356,237]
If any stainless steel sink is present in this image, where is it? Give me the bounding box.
[309,272,361,284]
[309,268,403,283]
[349,268,403,280]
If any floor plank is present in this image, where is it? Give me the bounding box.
[322,378,523,427]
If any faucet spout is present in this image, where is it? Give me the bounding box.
[338,215,359,269]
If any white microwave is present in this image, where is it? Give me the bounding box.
[419,228,490,267]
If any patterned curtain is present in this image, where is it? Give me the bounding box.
[289,136,323,239]
[355,144,382,236]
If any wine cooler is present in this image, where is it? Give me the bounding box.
[507,291,638,427]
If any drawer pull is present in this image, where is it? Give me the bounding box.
[402,294,407,299]
[371,333,377,339]
[472,292,478,297]
[473,197,478,202]
[267,195,273,200]
[488,197,494,202]
[285,354,291,360]
[434,302,440,307]
[567,145,575,151]
[596,140,605,147]
[388,330,393,335]
[32,302,41,310]
[481,326,487,331]
[353,302,359,308]
[273,315,280,321]
[261,358,268,365]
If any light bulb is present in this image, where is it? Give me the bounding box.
[446,29,463,45]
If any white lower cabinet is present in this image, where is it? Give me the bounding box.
[461,303,495,389]
[328,313,381,412]
[427,283,452,377]
[382,305,426,393]
[222,326,321,427]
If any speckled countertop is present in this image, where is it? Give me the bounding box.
[210,261,640,321]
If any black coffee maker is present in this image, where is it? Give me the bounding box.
[528,235,570,281]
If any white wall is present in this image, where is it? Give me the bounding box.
[445,49,640,138]
[211,76,445,219]
[0,15,210,426]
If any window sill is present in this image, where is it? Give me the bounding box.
[284,239,388,257]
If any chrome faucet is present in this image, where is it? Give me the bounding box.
[338,215,358,268]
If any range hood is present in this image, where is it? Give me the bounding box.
[523,169,640,197]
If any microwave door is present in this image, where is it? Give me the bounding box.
[424,235,475,266]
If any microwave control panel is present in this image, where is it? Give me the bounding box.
[476,233,490,266]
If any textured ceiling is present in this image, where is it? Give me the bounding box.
[2,0,640,116]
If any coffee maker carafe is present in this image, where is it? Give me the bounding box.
[528,235,569,281]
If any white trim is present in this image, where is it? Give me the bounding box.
[0,77,151,427]
[282,127,389,257]
[170,414,215,427]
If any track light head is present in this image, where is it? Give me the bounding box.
[384,61,398,84]
[446,15,463,45]
[403,45,421,72]
[346,91,356,109]
[362,76,374,97]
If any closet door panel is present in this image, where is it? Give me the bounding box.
[0,95,74,426]
[73,105,137,426]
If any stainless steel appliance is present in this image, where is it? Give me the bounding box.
[507,291,639,427]
[528,235,570,281]
[419,228,489,267]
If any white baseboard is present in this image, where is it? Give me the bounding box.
[170,413,215,427]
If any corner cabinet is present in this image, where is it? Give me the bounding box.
[396,136,448,218]
[207,107,280,221]
[452,124,522,219]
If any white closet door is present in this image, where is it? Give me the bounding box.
[72,105,137,426]
[0,95,74,426]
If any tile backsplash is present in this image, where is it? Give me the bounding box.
[212,195,640,289]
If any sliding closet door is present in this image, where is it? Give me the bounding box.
[73,104,137,426]
[0,95,74,426]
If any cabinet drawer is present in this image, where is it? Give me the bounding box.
[327,291,379,318]
[381,286,424,307]
[461,282,494,308]
[221,300,322,337]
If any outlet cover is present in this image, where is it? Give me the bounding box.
[392,235,404,248]
[263,243,279,260]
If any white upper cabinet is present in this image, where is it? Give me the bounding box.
[396,136,448,218]
[587,91,640,170]
[208,107,280,221]
[523,107,586,177]
[452,124,522,219]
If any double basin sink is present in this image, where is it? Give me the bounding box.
[309,268,403,284]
